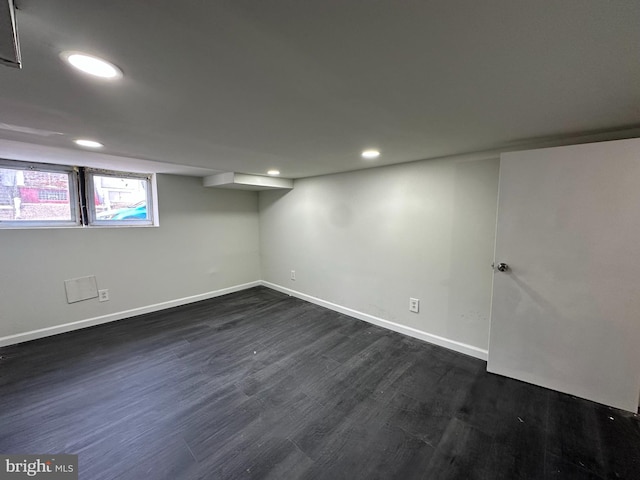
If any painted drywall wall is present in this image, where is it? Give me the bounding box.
[0,174,260,342]
[259,156,500,354]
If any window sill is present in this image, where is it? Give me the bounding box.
[0,223,159,230]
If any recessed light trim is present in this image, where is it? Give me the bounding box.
[267,170,280,176]
[61,51,123,79]
[74,139,103,148]
[361,149,380,159]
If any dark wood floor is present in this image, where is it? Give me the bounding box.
[1,287,638,479]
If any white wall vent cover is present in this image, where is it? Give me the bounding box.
[64,275,99,304]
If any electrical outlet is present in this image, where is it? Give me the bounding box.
[409,297,419,313]
[98,289,110,302]
[290,270,296,281]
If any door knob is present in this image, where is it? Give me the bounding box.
[496,262,509,272]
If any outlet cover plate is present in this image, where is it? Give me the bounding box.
[409,297,420,313]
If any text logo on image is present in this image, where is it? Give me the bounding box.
[0,455,77,479]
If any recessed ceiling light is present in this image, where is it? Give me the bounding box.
[267,170,280,176]
[61,52,123,79]
[74,139,103,148]
[361,149,380,159]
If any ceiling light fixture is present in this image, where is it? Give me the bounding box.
[73,139,103,148]
[361,149,380,159]
[61,52,123,79]
[267,170,280,176]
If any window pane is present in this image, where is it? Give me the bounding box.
[93,175,149,221]
[0,167,73,222]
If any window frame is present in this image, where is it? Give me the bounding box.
[0,158,81,228]
[0,159,158,229]
[85,169,155,227]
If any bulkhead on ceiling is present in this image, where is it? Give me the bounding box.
[203,172,293,191]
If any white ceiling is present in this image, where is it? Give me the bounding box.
[0,0,639,178]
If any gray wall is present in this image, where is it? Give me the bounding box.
[259,156,500,354]
[0,174,260,341]
[2,157,500,355]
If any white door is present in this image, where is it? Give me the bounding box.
[487,138,640,412]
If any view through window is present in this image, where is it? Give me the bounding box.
[91,174,150,222]
[0,160,155,227]
[0,166,75,223]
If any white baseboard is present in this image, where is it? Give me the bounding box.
[1,280,489,362]
[261,281,488,361]
[0,281,262,348]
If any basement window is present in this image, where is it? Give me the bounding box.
[0,159,157,228]
[0,160,80,227]
[85,170,154,226]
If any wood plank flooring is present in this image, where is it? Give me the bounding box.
[1,286,638,479]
